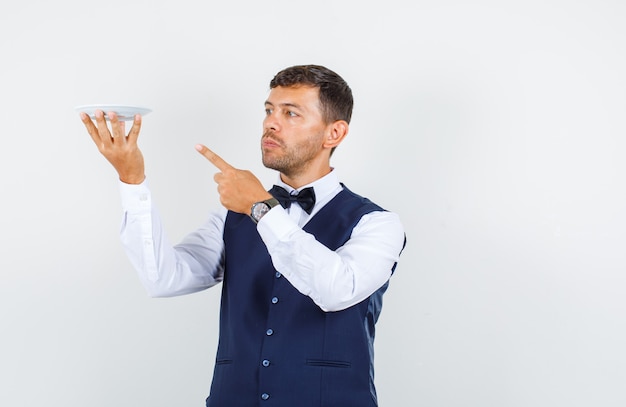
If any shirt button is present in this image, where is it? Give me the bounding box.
[271,297,279,304]
[262,359,270,367]
[261,393,270,400]
[266,329,274,336]
[275,272,282,278]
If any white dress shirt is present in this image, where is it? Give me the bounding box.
[119,170,405,312]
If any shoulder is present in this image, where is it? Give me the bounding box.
[338,186,405,248]
[336,184,385,213]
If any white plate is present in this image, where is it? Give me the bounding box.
[75,104,152,121]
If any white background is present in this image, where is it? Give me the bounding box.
[1,0,625,406]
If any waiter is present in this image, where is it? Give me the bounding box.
[81,64,405,406]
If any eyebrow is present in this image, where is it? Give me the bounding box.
[264,101,304,110]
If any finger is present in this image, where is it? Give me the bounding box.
[109,111,124,139]
[94,110,113,144]
[80,112,101,145]
[127,114,142,144]
[195,144,234,171]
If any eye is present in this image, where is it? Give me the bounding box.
[286,111,298,117]
[265,108,273,116]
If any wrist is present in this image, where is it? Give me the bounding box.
[119,174,146,184]
[250,197,280,223]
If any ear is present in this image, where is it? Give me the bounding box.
[323,120,349,150]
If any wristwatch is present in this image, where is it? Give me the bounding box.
[250,197,280,223]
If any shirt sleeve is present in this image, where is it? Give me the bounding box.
[119,180,224,297]
[256,207,405,312]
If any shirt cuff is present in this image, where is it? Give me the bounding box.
[256,205,299,249]
[119,179,152,214]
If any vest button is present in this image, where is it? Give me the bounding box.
[261,393,270,400]
[275,271,282,278]
[271,297,279,304]
[262,359,270,367]
[266,328,274,336]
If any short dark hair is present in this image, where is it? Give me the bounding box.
[270,65,353,124]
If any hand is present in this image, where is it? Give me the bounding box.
[195,144,272,214]
[81,110,145,184]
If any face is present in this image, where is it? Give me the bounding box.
[261,85,330,178]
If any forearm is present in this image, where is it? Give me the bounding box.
[119,180,223,297]
[258,208,405,312]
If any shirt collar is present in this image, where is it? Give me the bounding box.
[274,168,340,202]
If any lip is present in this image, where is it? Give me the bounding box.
[262,137,281,149]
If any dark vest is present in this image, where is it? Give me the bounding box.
[206,186,392,407]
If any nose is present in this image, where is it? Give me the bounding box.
[263,111,280,132]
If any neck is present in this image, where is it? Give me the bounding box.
[280,165,332,189]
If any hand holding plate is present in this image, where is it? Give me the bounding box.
[81,110,146,184]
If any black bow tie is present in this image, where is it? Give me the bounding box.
[269,185,316,214]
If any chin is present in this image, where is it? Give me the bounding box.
[263,162,281,172]
[262,153,278,168]
[261,157,277,170]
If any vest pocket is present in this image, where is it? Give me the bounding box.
[215,358,233,365]
[305,359,351,368]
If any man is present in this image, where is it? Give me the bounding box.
[81,65,405,406]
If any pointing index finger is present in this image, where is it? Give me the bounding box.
[195,144,234,171]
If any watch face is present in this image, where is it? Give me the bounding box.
[251,202,270,222]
